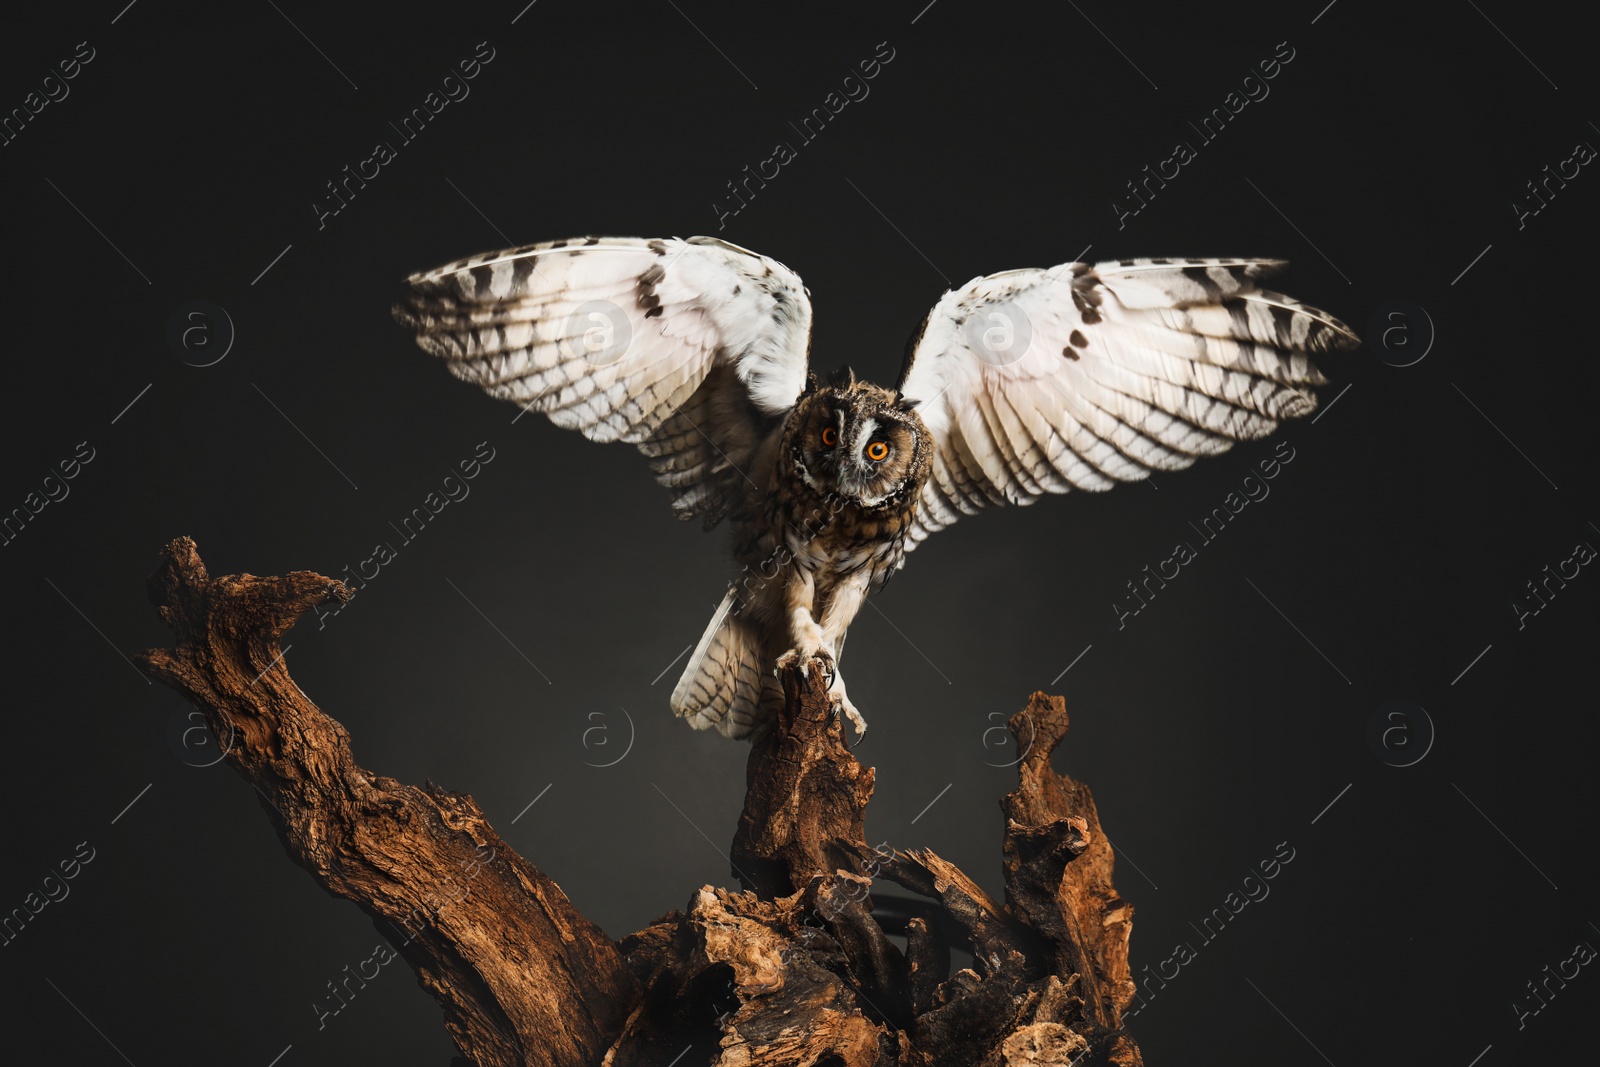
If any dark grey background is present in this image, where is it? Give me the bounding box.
[4,1,1595,1064]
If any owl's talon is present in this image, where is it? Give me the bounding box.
[831,694,868,743]
[775,647,834,688]
[814,650,837,690]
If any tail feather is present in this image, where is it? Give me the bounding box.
[671,589,766,739]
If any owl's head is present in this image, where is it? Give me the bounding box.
[788,368,931,508]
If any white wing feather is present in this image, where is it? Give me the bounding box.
[395,235,812,525]
[897,258,1358,549]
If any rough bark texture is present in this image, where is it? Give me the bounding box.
[137,538,1143,1066]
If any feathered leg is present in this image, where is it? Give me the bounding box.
[774,569,871,738]
[817,571,870,737]
[775,568,828,670]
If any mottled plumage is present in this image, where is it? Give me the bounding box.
[394,237,1358,739]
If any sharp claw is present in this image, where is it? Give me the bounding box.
[775,648,835,687]
[842,712,867,749]
[816,652,837,690]
[827,694,867,746]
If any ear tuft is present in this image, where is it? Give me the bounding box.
[827,365,856,390]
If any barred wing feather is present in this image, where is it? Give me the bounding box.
[394,235,813,527]
[896,258,1358,550]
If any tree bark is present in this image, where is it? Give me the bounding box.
[137,538,1143,1066]
[135,538,637,1066]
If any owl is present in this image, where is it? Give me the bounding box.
[394,236,1357,739]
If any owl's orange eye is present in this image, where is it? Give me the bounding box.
[866,441,889,462]
[821,426,838,447]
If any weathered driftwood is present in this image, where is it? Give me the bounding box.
[137,538,1143,1066]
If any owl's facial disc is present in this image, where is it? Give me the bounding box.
[793,384,922,507]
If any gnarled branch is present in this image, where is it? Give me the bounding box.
[136,537,638,1067]
[137,538,1142,1067]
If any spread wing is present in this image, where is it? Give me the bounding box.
[394,236,812,527]
[896,258,1359,551]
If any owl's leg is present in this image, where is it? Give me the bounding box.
[816,571,870,656]
[774,568,828,672]
[827,667,868,739]
[818,571,873,738]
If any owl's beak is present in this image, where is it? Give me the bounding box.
[835,453,875,501]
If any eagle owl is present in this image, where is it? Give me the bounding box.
[394,236,1357,739]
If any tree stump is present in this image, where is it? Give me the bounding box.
[137,538,1143,1066]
